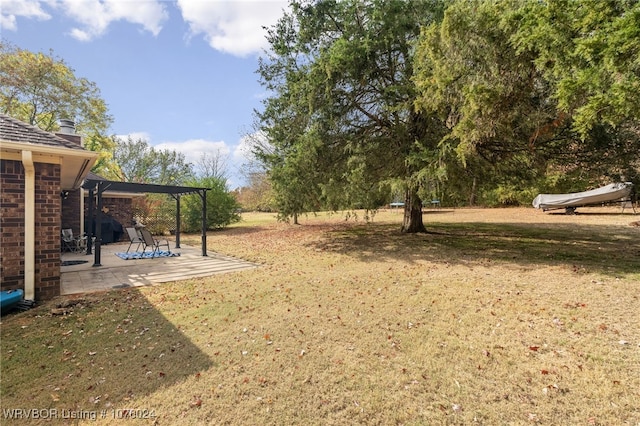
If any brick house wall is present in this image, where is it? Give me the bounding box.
[83,196,133,243]
[1,113,98,302]
[99,197,133,241]
[36,162,62,300]
[0,159,62,299]
[61,188,82,236]
[61,188,134,244]
[0,159,25,291]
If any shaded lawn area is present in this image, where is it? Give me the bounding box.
[1,209,639,425]
[1,290,214,420]
[318,221,640,278]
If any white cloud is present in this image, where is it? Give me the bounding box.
[177,0,288,57]
[2,0,288,57]
[233,131,263,161]
[154,138,230,166]
[115,131,152,143]
[0,0,50,31]
[55,0,168,41]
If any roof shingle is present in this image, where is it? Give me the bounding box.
[0,113,86,151]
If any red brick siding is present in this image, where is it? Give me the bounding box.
[35,163,61,300]
[0,159,61,300]
[0,159,25,291]
[61,188,82,236]
[84,196,133,242]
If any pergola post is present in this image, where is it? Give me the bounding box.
[86,186,94,255]
[80,179,210,264]
[201,189,207,257]
[93,181,103,267]
[175,194,181,249]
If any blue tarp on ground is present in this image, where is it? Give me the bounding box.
[115,251,180,260]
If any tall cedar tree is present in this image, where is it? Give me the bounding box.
[256,0,446,232]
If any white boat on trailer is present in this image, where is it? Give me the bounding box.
[532,182,635,214]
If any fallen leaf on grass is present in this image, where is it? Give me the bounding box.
[190,397,202,408]
[542,384,563,395]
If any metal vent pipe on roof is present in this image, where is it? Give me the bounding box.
[59,119,76,134]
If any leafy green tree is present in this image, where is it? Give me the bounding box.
[511,0,640,138]
[155,148,191,186]
[83,133,120,180]
[111,136,196,233]
[414,0,564,203]
[257,0,447,232]
[0,41,114,162]
[510,0,640,186]
[255,30,322,223]
[112,136,157,183]
[181,176,240,232]
[178,151,241,231]
[414,0,640,200]
[269,127,325,224]
[112,136,193,185]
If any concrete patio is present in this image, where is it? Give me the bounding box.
[60,241,259,295]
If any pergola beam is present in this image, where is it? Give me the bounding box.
[82,179,210,266]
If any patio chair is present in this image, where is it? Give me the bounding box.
[139,227,171,257]
[125,227,144,253]
[61,228,87,253]
[61,228,75,252]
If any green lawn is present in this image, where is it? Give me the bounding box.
[2,208,639,425]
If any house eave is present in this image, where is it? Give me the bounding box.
[0,140,98,190]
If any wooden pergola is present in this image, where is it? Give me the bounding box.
[82,178,209,267]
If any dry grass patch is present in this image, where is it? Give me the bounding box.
[1,208,639,425]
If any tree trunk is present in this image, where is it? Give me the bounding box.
[401,188,426,233]
[293,212,299,225]
[469,176,477,206]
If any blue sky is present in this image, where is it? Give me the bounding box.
[1,0,289,188]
